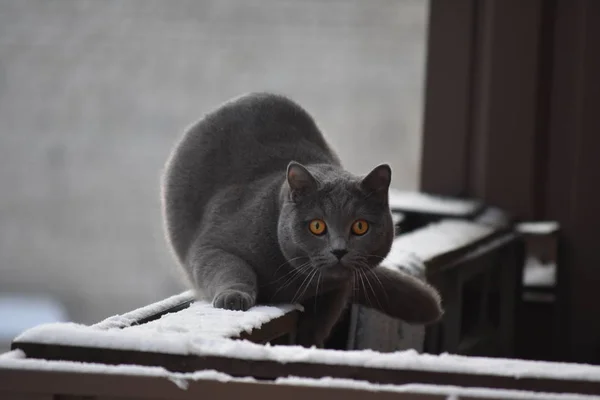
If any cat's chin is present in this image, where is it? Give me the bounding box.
[321,263,353,280]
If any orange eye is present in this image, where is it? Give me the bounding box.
[351,220,369,236]
[309,219,327,235]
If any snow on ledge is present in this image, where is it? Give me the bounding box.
[1,350,598,399]
[0,349,254,390]
[16,301,300,355]
[523,256,556,287]
[517,221,559,235]
[93,291,195,330]
[12,323,600,383]
[91,291,300,339]
[122,301,300,338]
[382,219,496,264]
[389,189,480,216]
[275,377,599,400]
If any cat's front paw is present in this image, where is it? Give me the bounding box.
[213,290,255,311]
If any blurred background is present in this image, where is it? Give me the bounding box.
[0,0,428,350]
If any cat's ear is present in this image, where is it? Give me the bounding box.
[287,161,317,200]
[361,164,391,202]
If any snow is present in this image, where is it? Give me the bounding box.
[388,189,480,216]
[475,207,511,228]
[93,290,195,330]
[15,300,299,355]
[276,377,600,399]
[178,341,600,382]
[13,321,600,383]
[2,350,597,398]
[391,212,405,226]
[0,350,254,390]
[122,301,300,338]
[381,219,495,263]
[523,256,556,287]
[518,221,559,235]
[93,291,300,336]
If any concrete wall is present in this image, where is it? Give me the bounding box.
[0,0,428,325]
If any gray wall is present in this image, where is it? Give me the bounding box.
[0,0,428,325]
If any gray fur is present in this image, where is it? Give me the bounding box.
[161,93,442,347]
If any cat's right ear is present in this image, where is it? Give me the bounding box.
[287,161,317,201]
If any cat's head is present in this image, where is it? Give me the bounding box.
[278,161,394,280]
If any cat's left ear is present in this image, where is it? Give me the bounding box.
[287,161,318,201]
[361,164,391,202]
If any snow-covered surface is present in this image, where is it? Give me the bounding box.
[276,377,600,399]
[12,320,600,383]
[475,207,511,228]
[0,349,254,390]
[523,256,557,287]
[16,301,299,354]
[388,189,480,216]
[391,212,405,226]
[93,291,195,330]
[122,301,300,338]
[518,221,559,235]
[0,295,68,341]
[1,350,598,399]
[382,219,496,263]
[93,290,299,338]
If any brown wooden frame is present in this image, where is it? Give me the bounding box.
[421,0,600,364]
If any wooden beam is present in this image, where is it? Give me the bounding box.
[9,341,600,396]
[0,369,443,400]
[544,0,600,363]
[421,0,476,196]
[421,0,546,220]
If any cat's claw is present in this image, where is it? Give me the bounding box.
[213,290,254,311]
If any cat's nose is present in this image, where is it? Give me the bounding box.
[331,249,348,260]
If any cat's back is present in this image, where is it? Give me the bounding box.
[162,92,339,262]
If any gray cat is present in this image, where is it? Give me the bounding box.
[161,93,442,347]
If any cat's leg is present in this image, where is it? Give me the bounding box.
[353,265,443,324]
[295,281,353,348]
[188,246,258,311]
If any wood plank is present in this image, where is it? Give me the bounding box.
[467,0,544,219]
[89,292,298,344]
[421,0,476,196]
[544,0,600,364]
[0,369,443,400]
[10,341,600,396]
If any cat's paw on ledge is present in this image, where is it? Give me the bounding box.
[213,290,255,311]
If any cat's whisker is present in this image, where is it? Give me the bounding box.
[351,268,359,301]
[356,260,388,302]
[291,268,318,305]
[314,270,322,312]
[366,267,387,300]
[302,270,319,304]
[360,265,383,310]
[273,256,309,276]
[278,262,312,289]
[288,266,315,303]
[271,257,312,283]
[356,267,371,307]
[270,260,312,284]
[270,262,313,300]
[271,257,311,282]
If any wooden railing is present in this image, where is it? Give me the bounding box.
[3,193,595,399]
